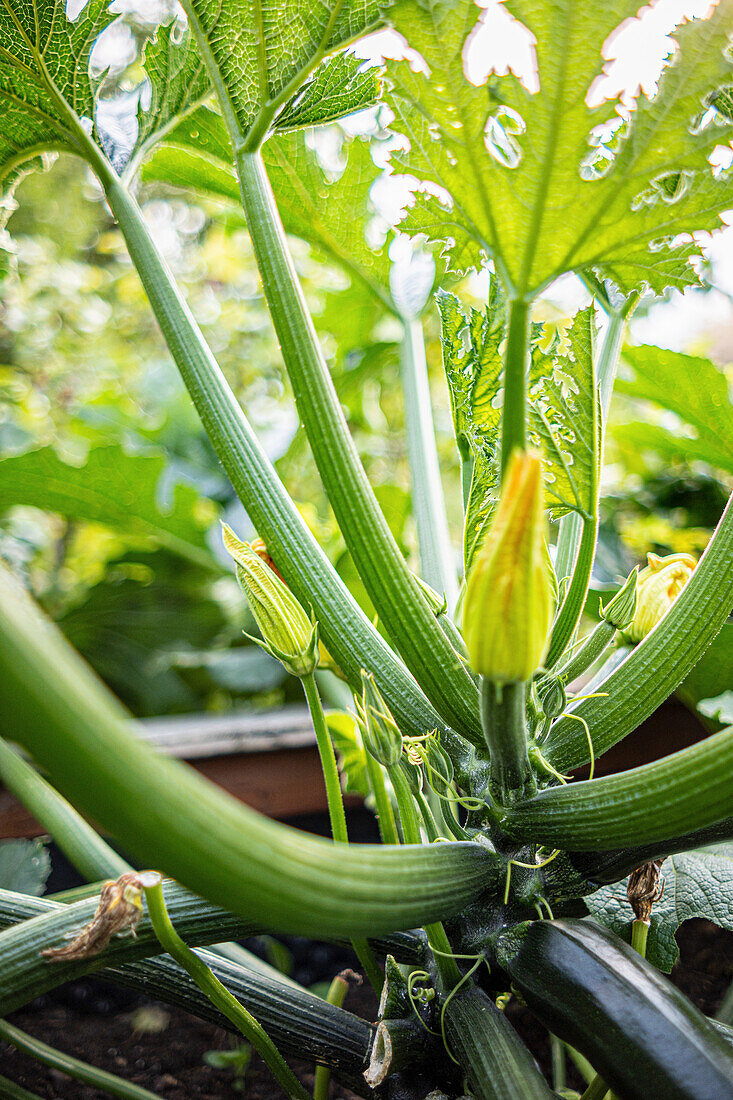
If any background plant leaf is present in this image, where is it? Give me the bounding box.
[271,52,380,132]
[0,838,51,896]
[387,0,733,295]
[0,445,217,569]
[586,844,733,971]
[615,346,733,475]
[326,710,371,798]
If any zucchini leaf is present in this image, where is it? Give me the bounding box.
[615,346,733,475]
[586,844,733,972]
[387,0,733,296]
[438,290,597,569]
[177,0,381,145]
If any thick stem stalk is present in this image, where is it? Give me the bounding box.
[501,725,733,850]
[0,565,500,937]
[501,298,530,473]
[555,620,615,685]
[480,679,536,805]
[82,143,474,767]
[400,317,458,607]
[235,149,481,742]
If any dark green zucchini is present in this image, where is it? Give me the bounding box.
[443,985,554,1099]
[503,918,733,1100]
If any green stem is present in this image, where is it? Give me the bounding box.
[546,516,598,668]
[580,1075,609,1100]
[546,490,733,771]
[555,620,616,685]
[400,316,458,608]
[80,143,473,768]
[0,736,129,882]
[301,675,383,995]
[301,673,348,844]
[0,1075,44,1100]
[365,755,400,846]
[387,763,460,989]
[501,725,733,850]
[631,919,650,958]
[501,297,530,474]
[551,1034,566,1092]
[313,973,350,1100]
[142,877,310,1100]
[0,565,500,938]
[234,148,481,742]
[0,1020,158,1100]
[716,981,733,1026]
[480,679,536,805]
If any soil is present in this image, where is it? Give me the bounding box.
[1,919,731,1099]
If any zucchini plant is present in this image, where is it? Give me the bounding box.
[1,1,733,1098]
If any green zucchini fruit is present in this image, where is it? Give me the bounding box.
[442,985,554,1099]
[503,918,733,1100]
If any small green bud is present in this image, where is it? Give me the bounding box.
[600,567,639,630]
[537,674,567,720]
[222,523,319,677]
[359,670,403,767]
[463,450,554,682]
[623,552,696,643]
[413,574,448,617]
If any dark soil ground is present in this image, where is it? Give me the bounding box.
[2,919,731,1099]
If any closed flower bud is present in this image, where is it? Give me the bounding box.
[463,450,553,682]
[623,552,696,643]
[537,673,566,720]
[600,567,639,631]
[222,523,318,678]
[359,670,403,767]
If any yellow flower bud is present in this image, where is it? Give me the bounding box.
[222,523,319,677]
[463,450,553,682]
[624,552,696,643]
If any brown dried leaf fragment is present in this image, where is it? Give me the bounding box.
[41,872,144,961]
[627,859,666,923]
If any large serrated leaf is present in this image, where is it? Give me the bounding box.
[387,0,733,296]
[0,0,113,211]
[438,290,598,570]
[178,0,381,146]
[0,445,217,570]
[586,845,733,972]
[272,52,380,131]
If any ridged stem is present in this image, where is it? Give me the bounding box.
[0,893,378,1094]
[546,490,733,771]
[0,566,500,937]
[0,1076,43,1100]
[443,986,554,1099]
[0,1020,159,1100]
[80,140,473,766]
[480,680,536,805]
[400,316,458,608]
[501,725,733,850]
[143,877,310,1100]
[234,148,481,742]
